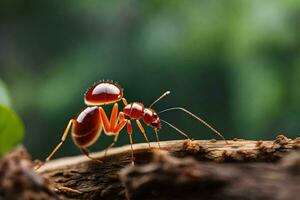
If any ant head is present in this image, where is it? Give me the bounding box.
[142,108,161,129]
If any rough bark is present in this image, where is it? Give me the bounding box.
[0,147,61,200]
[37,135,300,200]
[120,150,300,200]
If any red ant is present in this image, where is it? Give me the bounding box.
[35,81,227,169]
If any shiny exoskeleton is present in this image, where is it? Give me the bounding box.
[36,81,227,169]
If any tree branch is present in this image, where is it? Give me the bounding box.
[38,135,300,199]
[120,149,300,200]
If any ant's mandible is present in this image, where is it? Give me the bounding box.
[35,81,227,169]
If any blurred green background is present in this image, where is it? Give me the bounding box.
[1,0,299,159]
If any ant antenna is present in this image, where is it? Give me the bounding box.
[150,91,171,108]
[161,119,190,139]
[159,107,228,143]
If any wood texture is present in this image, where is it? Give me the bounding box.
[120,150,300,200]
[38,135,300,200]
[0,147,61,200]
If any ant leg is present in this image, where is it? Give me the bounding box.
[80,147,102,163]
[129,134,134,165]
[113,112,127,133]
[35,119,74,170]
[100,104,124,135]
[99,107,111,133]
[104,112,127,156]
[127,120,134,165]
[109,103,119,131]
[104,134,119,157]
[118,111,125,121]
[122,97,128,106]
[135,119,151,149]
[154,128,161,149]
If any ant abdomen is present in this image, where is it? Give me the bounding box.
[72,107,102,147]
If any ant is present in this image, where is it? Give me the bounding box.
[35,81,227,169]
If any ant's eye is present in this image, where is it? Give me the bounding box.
[151,122,158,127]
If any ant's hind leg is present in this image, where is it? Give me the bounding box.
[34,119,74,170]
[80,147,103,164]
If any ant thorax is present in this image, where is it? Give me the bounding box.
[123,102,144,119]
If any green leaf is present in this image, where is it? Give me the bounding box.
[0,79,11,107]
[0,105,24,156]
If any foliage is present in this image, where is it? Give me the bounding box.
[0,79,11,107]
[0,80,24,156]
